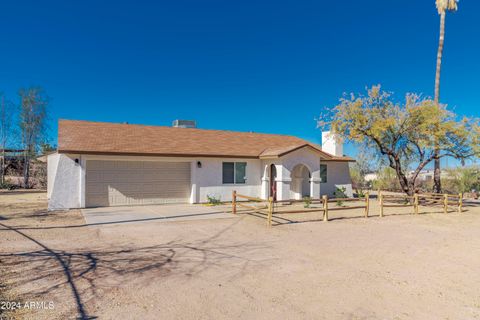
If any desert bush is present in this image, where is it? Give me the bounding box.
[350,165,369,195]
[32,161,47,189]
[372,167,401,191]
[348,146,375,196]
[416,179,434,193]
[1,160,47,190]
[443,166,480,194]
[0,181,17,190]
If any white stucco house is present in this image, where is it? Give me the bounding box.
[47,120,354,210]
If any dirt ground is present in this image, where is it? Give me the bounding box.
[1,191,480,320]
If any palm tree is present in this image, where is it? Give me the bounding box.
[433,0,458,193]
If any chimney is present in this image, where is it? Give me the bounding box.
[321,131,343,157]
[172,120,196,128]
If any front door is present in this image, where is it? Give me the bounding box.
[269,164,277,201]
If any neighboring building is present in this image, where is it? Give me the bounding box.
[47,120,355,210]
[0,149,25,163]
[414,169,434,182]
[364,173,378,182]
[408,169,449,182]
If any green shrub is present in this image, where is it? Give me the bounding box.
[356,189,366,198]
[0,181,16,190]
[334,186,347,206]
[371,167,401,191]
[303,196,312,208]
[206,194,221,206]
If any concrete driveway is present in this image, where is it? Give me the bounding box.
[81,204,235,226]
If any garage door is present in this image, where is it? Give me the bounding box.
[85,160,191,207]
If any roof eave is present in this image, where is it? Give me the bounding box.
[275,144,335,159]
[57,149,259,159]
[322,158,356,163]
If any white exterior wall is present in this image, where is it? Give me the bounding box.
[194,158,262,203]
[280,147,321,200]
[320,161,353,197]
[47,152,352,209]
[48,153,83,210]
[47,153,59,198]
[48,154,262,209]
[259,147,322,201]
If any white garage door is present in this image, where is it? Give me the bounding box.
[85,160,191,207]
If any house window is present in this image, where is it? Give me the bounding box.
[320,164,327,183]
[223,162,247,184]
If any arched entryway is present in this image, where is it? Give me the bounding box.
[290,164,311,200]
[269,164,277,200]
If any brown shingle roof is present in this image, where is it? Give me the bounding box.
[58,120,353,160]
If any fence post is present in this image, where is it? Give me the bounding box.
[322,195,328,222]
[232,190,237,214]
[443,194,448,214]
[364,192,370,218]
[458,193,463,213]
[414,194,419,215]
[267,197,273,227]
[379,190,384,218]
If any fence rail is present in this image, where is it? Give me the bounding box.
[378,190,463,215]
[233,190,465,227]
[420,192,462,198]
[232,191,370,227]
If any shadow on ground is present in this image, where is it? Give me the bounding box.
[6,209,235,231]
[0,219,269,320]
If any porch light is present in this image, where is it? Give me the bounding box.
[197,161,202,168]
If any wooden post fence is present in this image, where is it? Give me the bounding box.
[378,191,417,216]
[322,195,328,222]
[364,192,370,218]
[232,190,237,214]
[414,194,419,215]
[458,193,463,213]
[410,192,464,215]
[267,197,273,227]
[379,191,384,218]
[443,194,448,214]
[232,190,465,227]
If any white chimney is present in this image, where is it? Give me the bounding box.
[322,131,343,157]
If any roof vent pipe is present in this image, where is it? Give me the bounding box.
[172,120,196,128]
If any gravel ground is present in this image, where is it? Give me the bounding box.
[1,191,480,320]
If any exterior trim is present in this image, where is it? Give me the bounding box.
[58,149,355,161]
[321,158,356,163]
[259,144,334,160]
[276,144,333,159]
[58,150,258,159]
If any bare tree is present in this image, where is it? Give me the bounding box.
[0,93,15,185]
[19,87,48,188]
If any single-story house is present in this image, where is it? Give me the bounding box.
[47,120,354,210]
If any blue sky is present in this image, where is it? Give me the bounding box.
[1,0,479,162]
